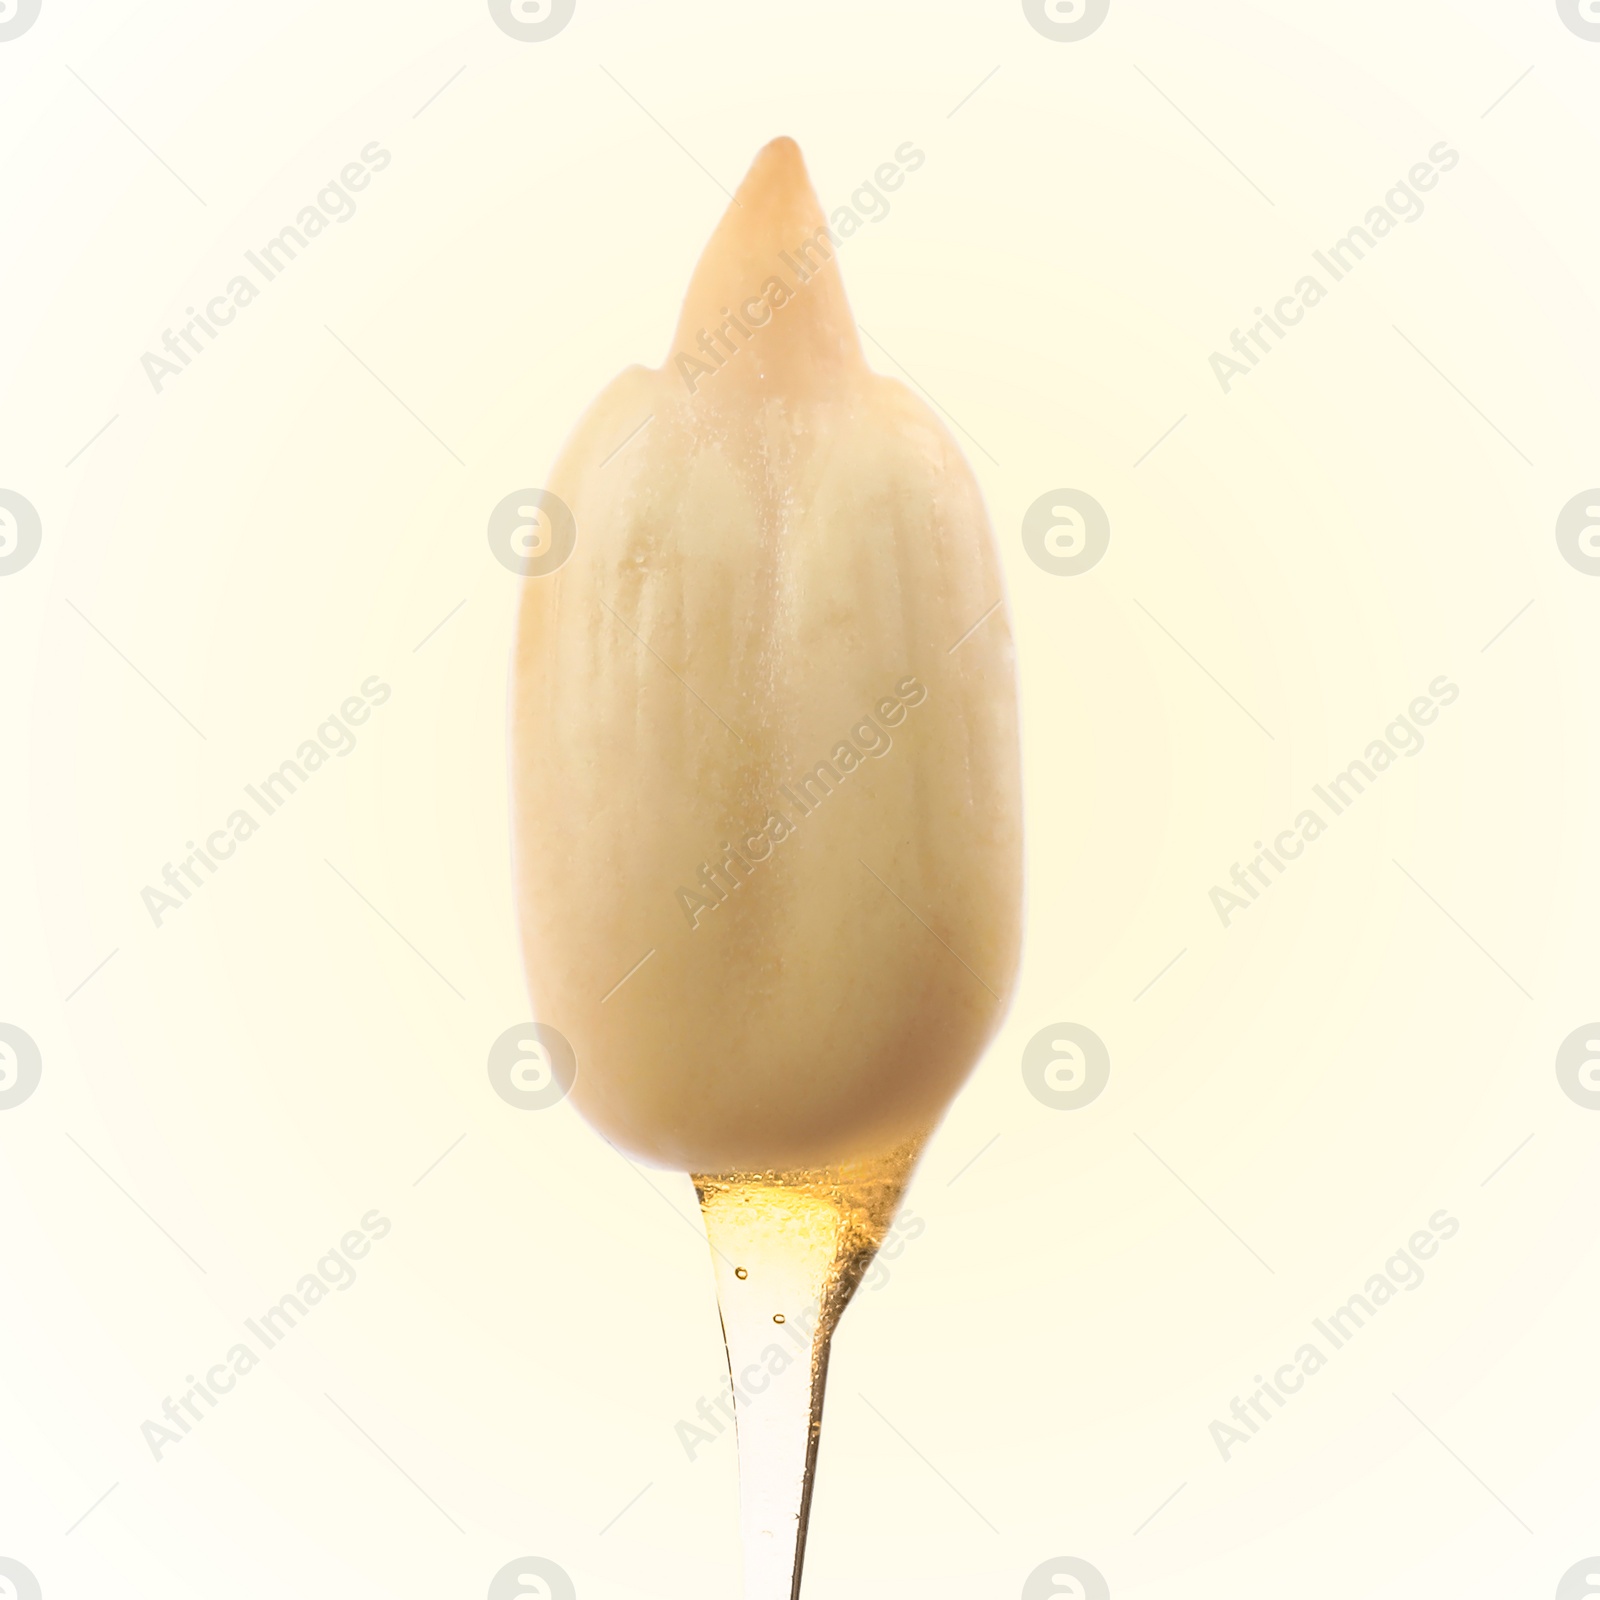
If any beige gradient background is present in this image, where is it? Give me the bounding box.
[3,1,1599,1596]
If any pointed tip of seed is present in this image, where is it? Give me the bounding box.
[741,135,807,195]
[667,138,862,395]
